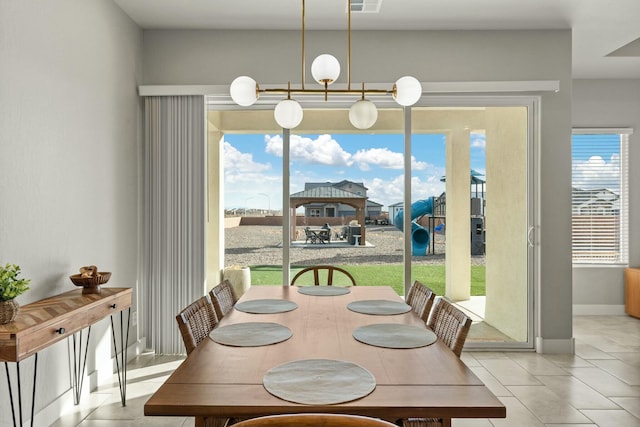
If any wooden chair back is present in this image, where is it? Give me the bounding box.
[209,279,239,320]
[427,297,472,357]
[405,280,436,323]
[175,295,218,355]
[233,413,398,427]
[290,265,356,287]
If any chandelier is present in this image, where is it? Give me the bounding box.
[229,0,422,130]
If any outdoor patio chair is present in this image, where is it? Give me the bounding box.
[405,280,436,323]
[209,279,239,320]
[233,413,397,427]
[290,265,357,286]
[175,294,219,355]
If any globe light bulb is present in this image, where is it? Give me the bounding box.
[274,99,304,129]
[311,54,341,85]
[230,76,259,106]
[393,76,422,106]
[349,99,378,130]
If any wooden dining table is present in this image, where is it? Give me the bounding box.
[144,285,505,426]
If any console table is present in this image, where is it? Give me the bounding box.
[0,287,132,427]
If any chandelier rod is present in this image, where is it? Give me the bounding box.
[301,0,306,90]
[347,0,351,91]
[261,87,392,95]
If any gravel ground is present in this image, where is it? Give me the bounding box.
[225,225,485,267]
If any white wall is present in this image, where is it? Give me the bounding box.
[0,1,142,425]
[142,29,574,349]
[572,79,640,310]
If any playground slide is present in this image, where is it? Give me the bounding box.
[394,198,433,256]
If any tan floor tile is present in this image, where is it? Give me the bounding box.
[77,421,133,427]
[610,352,640,367]
[580,409,640,427]
[451,418,493,426]
[506,385,591,424]
[542,353,594,368]
[590,359,640,385]
[536,375,620,409]
[612,397,640,419]
[544,424,596,427]
[567,367,640,397]
[490,396,544,427]
[575,342,617,360]
[479,359,542,386]
[468,352,510,360]
[460,352,481,367]
[506,352,568,375]
[468,366,512,397]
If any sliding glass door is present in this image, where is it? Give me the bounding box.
[211,96,537,349]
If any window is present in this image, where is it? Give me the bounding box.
[310,209,321,217]
[571,129,631,264]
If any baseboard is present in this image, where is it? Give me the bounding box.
[536,337,575,354]
[37,338,143,427]
[31,387,75,427]
[573,304,626,315]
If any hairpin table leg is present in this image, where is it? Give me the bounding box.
[4,352,38,427]
[71,327,92,405]
[110,307,130,406]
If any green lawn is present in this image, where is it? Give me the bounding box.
[249,264,485,296]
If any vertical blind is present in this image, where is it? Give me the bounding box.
[142,96,206,354]
[571,129,631,264]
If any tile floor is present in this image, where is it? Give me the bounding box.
[52,315,640,427]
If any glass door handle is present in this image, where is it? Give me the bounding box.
[527,226,535,248]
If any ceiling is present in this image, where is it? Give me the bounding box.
[114,0,640,79]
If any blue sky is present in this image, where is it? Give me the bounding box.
[223,132,487,211]
[223,132,621,211]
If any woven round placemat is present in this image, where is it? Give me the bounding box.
[297,286,351,296]
[234,299,298,314]
[263,359,376,405]
[210,322,292,347]
[353,323,437,349]
[347,299,412,315]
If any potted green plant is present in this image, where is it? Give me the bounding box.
[0,263,31,324]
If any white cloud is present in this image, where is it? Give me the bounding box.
[265,134,353,167]
[223,141,271,175]
[352,148,428,171]
[364,174,445,209]
[471,135,486,150]
[573,154,620,190]
[223,141,282,208]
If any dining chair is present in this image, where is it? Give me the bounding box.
[399,299,472,427]
[209,279,239,320]
[405,280,436,322]
[232,413,398,427]
[175,294,219,355]
[427,297,473,357]
[290,265,357,287]
[176,295,230,427]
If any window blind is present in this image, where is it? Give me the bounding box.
[571,129,631,264]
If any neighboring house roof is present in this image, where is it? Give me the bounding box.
[389,202,404,207]
[291,186,366,199]
[333,179,368,191]
[367,200,383,207]
[305,180,368,192]
[572,187,620,213]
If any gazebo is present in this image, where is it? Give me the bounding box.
[289,186,367,245]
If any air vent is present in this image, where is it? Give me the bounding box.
[349,0,381,13]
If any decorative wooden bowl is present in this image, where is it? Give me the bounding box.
[70,272,111,294]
